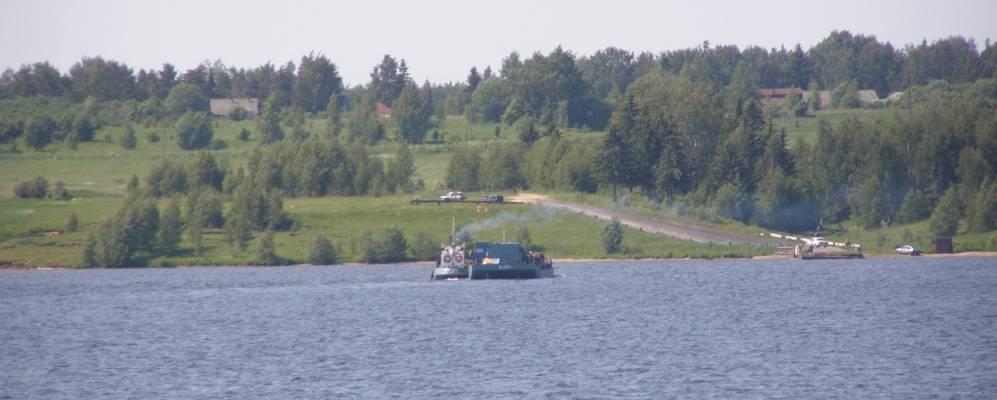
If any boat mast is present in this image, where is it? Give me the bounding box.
[451,211,456,245]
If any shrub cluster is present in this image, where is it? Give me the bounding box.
[600,218,624,254]
[307,235,338,265]
[14,177,49,198]
[360,226,407,263]
[247,140,416,197]
[14,177,71,200]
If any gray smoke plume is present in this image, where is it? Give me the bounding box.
[455,205,558,242]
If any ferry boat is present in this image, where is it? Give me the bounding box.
[429,215,554,280]
[467,242,554,279]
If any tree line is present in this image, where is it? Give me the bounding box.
[0,53,342,112]
[4,31,995,146]
[3,31,995,245]
[445,76,996,237]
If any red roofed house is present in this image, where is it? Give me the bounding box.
[375,102,392,119]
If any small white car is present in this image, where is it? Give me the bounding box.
[807,237,829,247]
[895,245,921,256]
[439,191,465,201]
[481,194,504,203]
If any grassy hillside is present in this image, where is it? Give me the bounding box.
[553,192,996,255]
[2,107,990,267]
[0,114,769,267]
[1,120,257,198]
[0,195,770,267]
[772,108,896,145]
[0,115,602,198]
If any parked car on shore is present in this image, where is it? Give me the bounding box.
[806,236,830,247]
[895,245,921,255]
[439,191,465,201]
[481,194,504,203]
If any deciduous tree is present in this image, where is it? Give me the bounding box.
[307,235,337,265]
[165,83,209,117]
[257,94,284,144]
[175,111,213,150]
[929,188,961,238]
[386,143,416,193]
[24,115,55,150]
[292,53,343,113]
[159,198,182,254]
[393,82,431,143]
[600,218,623,254]
[445,145,482,190]
[369,55,408,106]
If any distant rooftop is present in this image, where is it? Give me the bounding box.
[375,102,391,119]
[209,98,259,117]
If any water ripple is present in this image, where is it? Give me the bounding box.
[1,258,996,398]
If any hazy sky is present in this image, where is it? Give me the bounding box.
[1,0,994,86]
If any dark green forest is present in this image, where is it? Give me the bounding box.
[3,31,996,241]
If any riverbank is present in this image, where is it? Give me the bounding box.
[3,193,992,269]
[0,195,775,268]
[5,252,995,270]
[753,251,997,260]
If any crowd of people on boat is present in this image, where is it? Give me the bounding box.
[526,250,547,265]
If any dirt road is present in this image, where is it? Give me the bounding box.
[509,193,776,246]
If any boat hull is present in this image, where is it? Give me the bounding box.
[468,263,554,279]
[431,266,468,280]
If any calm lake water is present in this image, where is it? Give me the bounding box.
[2,257,996,399]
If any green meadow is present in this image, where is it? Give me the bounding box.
[553,189,995,255]
[0,116,772,267]
[0,194,771,267]
[772,107,897,146]
[5,106,991,267]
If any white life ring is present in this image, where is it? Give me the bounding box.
[443,255,452,263]
[454,254,463,263]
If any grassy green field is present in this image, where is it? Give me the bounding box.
[0,195,771,267]
[3,109,990,267]
[0,116,600,198]
[816,219,995,254]
[552,191,996,255]
[0,114,772,267]
[772,108,896,146]
[0,120,258,197]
